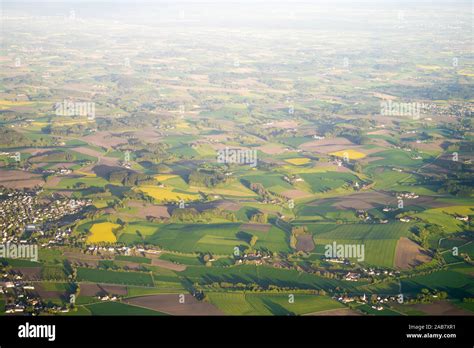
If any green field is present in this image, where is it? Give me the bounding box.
[313,223,412,240]
[300,172,358,193]
[57,176,109,189]
[0,258,41,267]
[145,223,242,254]
[366,149,425,170]
[296,201,359,222]
[309,223,412,267]
[158,253,203,266]
[181,265,364,291]
[207,292,345,315]
[315,238,399,267]
[77,268,154,286]
[85,301,166,315]
[414,206,472,233]
[115,255,152,264]
[241,173,293,193]
[145,223,290,254]
[400,264,474,298]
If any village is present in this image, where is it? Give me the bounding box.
[0,267,71,315]
[0,188,92,245]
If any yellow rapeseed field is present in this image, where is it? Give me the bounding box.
[175,121,191,129]
[416,65,441,70]
[137,185,198,201]
[458,69,474,77]
[87,222,119,244]
[0,100,35,110]
[0,100,34,106]
[154,174,178,182]
[284,157,311,165]
[329,149,366,160]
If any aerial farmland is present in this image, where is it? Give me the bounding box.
[0,0,472,322]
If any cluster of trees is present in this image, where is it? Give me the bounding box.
[46,124,90,136]
[0,127,30,147]
[438,172,474,196]
[200,253,214,266]
[417,223,452,250]
[250,212,268,224]
[188,169,232,187]
[199,281,329,293]
[338,129,369,145]
[194,118,222,130]
[108,170,155,186]
[290,226,308,249]
[249,235,259,248]
[170,208,237,223]
[291,226,308,235]
[132,143,171,164]
[30,150,73,163]
[409,288,448,304]
[352,161,363,173]
[96,113,168,131]
[417,227,432,249]
[249,182,273,202]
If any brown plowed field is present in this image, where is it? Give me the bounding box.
[79,283,128,296]
[240,223,271,233]
[14,267,42,280]
[395,237,432,269]
[296,234,315,252]
[409,301,473,316]
[0,169,44,188]
[125,294,224,315]
[151,259,186,271]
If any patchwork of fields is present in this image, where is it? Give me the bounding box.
[0,0,472,319]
